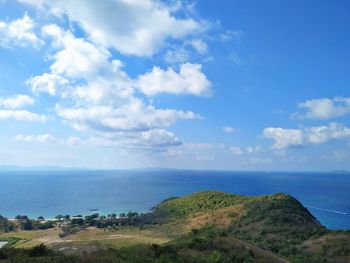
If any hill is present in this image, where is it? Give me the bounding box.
[0,191,349,262]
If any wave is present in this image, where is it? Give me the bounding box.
[306,205,348,215]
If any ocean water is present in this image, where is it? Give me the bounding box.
[0,170,349,230]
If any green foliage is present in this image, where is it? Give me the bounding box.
[228,193,328,258]
[0,215,16,232]
[59,225,80,238]
[153,191,252,219]
[21,219,34,230]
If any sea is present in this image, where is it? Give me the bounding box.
[0,170,349,230]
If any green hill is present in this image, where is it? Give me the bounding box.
[153,191,253,218]
[0,191,349,263]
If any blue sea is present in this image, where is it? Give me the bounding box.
[0,170,349,230]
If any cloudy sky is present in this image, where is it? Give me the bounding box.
[0,0,350,170]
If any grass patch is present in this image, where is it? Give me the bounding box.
[0,237,21,248]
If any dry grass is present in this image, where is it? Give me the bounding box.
[0,225,177,253]
[0,228,61,248]
[186,204,246,230]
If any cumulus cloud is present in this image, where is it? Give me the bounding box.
[55,101,199,133]
[223,126,236,133]
[135,63,212,96]
[26,73,70,96]
[306,122,350,144]
[42,24,111,80]
[263,123,350,149]
[128,129,182,150]
[0,110,46,122]
[23,24,205,151]
[292,97,350,120]
[0,94,34,109]
[20,0,201,56]
[14,8,211,153]
[0,14,43,48]
[263,127,304,149]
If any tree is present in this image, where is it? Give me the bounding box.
[37,216,45,221]
[55,214,63,222]
[21,219,34,230]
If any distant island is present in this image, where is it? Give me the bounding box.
[331,170,350,174]
[1,191,349,262]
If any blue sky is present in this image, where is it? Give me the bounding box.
[0,0,350,170]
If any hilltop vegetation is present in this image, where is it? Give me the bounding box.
[0,191,349,262]
[153,191,253,218]
[0,216,15,233]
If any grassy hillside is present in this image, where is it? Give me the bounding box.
[153,191,253,218]
[1,191,349,262]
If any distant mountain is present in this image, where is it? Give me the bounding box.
[331,170,350,174]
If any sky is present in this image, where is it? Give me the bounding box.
[0,0,350,171]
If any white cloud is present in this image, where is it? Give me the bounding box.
[164,47,189,64]
[0,110,46,122]
[292,97,350,120]
[196,155,215,161]
[42,24,111,80]
[15,129,182,150]
[26,73,70,95]
[0,14,43,48]
[229,145,262,155]
[0,94,34,109]
[229,146,244,155]
[263,123,350,149]
[15,133,58,143]
[14,133,81,145]
[14,12,209,153]
[20,0,201,56]
[223,126,236,133]
[188,39,208,54]
[164,143,224,160]
[263,127,305,149]
[131,129,182,149]
[55,100,199,133]
[135,63,212,96]
[220,30,243,42]
[245,146,263,154]
[306,122,350,144]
